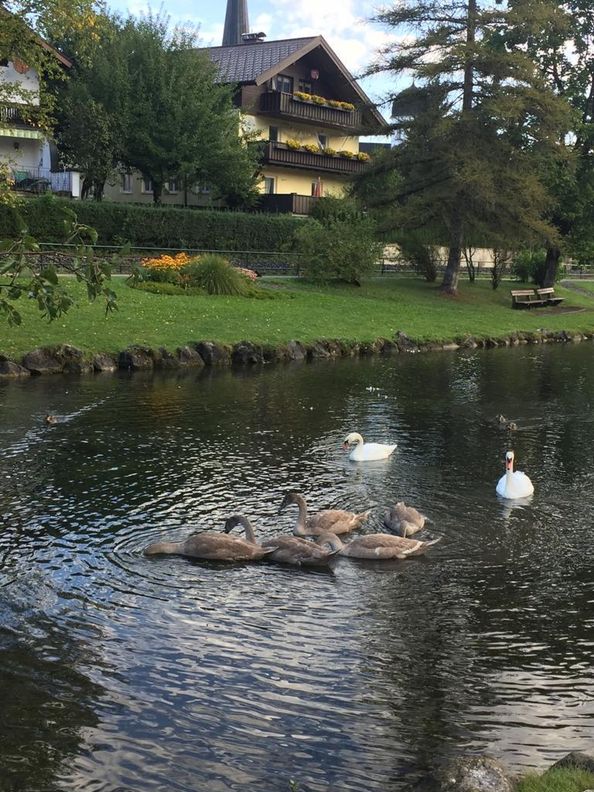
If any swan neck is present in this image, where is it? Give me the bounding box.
[242,519,257,545]
[318,533,343,552]
[294,496,308,535]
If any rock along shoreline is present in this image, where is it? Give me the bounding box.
[0,329,592,379]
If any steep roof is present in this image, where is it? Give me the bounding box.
[203,35,389,131]
[206,37,316,84]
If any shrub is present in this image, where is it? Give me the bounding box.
[185,254,249,295]
[292,216,382,284]
[302,143,319,153]
[511,249,552,284]
[294,91,312,102]
[311,95,325,105]
[338,150,355,159]
[356,152,370,162]
[0,195,308,252]
[396,236,439,282]
[324,147,337,156]
[285,139,302,150]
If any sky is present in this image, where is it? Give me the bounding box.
[105,0,399,115]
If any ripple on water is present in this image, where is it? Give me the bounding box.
[1,348,594,790]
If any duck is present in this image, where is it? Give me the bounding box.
[143,521,275,562]
[224,515,339,567]
[342,432,397,462]
[45,415,59,425]
[496,450,534,499]
[495,415,518,431]
[278,491,371,537]
[383,501,429,537]
[316,531,441,560]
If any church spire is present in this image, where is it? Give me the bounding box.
[222,0,250,46]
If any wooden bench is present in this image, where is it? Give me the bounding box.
[510,289,546,309]
[536,287,565,307]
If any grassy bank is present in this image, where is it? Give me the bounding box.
[2,277,594,359]
[516,768,594,792]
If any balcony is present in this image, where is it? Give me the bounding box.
[257,193,319,215]
[259,91,364,132]
[10,167,76,196]
[261,142,370,175]
[0,105,34,127]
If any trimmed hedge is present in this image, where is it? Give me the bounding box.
[0,196,308,251]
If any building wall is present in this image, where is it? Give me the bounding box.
[257,167,346,197]
[102,173,215,207]
[243,113,359,154]
[0,137,43,169]
[0,61,40,104]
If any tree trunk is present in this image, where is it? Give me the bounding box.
[440,241,462,295]
[542,242,561,287]
[152,181,163,205]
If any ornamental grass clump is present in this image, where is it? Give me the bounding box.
[184,254,249,295]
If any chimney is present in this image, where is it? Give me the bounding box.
[222,0,250,47]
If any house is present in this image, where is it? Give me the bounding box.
[0,38,81,199]
[206,0,390,214]
[103,0,389,214]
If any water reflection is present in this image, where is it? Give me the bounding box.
[1,344,594,789]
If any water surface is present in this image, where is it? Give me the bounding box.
[1,344,594,790]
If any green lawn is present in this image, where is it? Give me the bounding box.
[516,768,594,792]
[3,276,594,359]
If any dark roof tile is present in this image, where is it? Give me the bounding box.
[203,37,316,83]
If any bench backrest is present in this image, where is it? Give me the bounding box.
[511,290,536,297]
[536,287,555,295]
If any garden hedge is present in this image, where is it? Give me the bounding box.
[0,196,308,252]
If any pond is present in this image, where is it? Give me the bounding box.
[1,344,594,791]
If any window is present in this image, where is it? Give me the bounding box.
[168,177,179,193]
[141,177,152,194]
[298,80,312,94]
[273,74,293,94]
[121,173,132,193]
[269,126,279,143]
[263,176,275,195]
[317,133,327,150]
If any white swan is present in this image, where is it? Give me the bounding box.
[496,450,534,499]
[342,432,397,462]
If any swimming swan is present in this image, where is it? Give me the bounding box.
[278,491,371,537]
[143,521,275,562]
[496,450,534,499]
[224,515,339,567]
[383,502,429,537]
[317,531,441,560]
[343,432,397,462]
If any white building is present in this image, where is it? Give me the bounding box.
[0,47,81,199]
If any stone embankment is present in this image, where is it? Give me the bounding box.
[414,750,594,791]
[1,329,592,379]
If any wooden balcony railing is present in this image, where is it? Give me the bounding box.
[261,142,370,175]
[257,193,319,215]
[259,91,364,132]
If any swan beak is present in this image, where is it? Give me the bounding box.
[506,459,513,471]
[341,442,349,450]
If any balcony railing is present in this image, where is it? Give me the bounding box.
[0,105,34,127]
[10,167,74,195]
[259,91,364,132]
[261,142,370,175]
[257,193,319,215]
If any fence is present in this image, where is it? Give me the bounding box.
[10,167,76,196]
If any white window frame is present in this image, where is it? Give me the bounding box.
[168,177,179,194]
[121,173,132,194]
[141,177,152,194]
[263,176,275,195]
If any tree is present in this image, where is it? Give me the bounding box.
[0,0,101,133]
[120,13,257,206]
[508,0,594,285]
[358,0,570,295]
[51,13,129,200]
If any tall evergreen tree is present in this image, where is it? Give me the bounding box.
[508,0,594,284]
[359,0,570,295]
